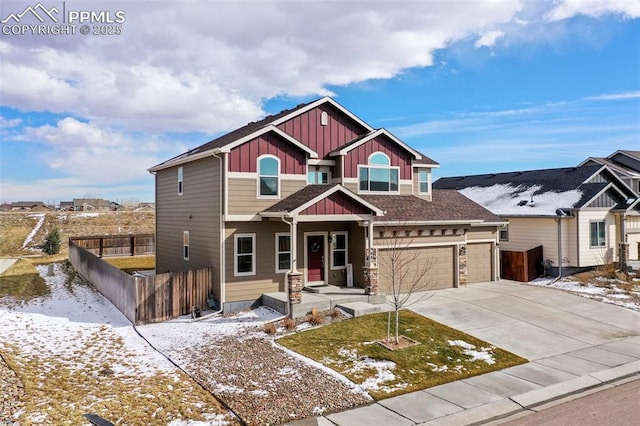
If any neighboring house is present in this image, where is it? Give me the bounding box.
[73,198,120,211]
[580,150,640,195]
[149,97,504,313]
[59,201,74,210]
[434,164,640,276]
[8,201,45,211]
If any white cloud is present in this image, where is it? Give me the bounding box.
[475,30,505,48]
[0,116,21,128]
[545,0,640,21]
[584,91,640,101]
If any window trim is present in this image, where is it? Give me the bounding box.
[418,170,429,194]
[307,170,330,185]
[358,152,400,194]
[178,166,184,195]
[499,223,509,242]
[234,233,256,277]
[330,231,348,270]
[183,230,189,261]
[275,232,291,274]
[589,220,606,248]
[257,154,280,199]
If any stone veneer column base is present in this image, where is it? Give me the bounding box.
[458,245,468,286]
[288,272,303,307]
[363,266,379,296]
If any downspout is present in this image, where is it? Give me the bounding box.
[280,215,293,317]
[211,149,225,311]
[557,217,562,279]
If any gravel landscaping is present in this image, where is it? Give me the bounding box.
[0,354,25,424]
[140,310,373,425]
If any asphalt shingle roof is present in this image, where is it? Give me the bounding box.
[262,184,342,213]
[433,165,603,194]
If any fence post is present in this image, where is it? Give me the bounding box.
[99,237,104,257]
[130,235,135,256]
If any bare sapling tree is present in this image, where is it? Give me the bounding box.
[377,226,436,344]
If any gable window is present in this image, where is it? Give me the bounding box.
[235,234,256,276]
[590,221,606,248]
[418,170,429,194]
[258,155,279,198]
[358,152,399,193]
[183,231,190,261]
[320,111,329,126]
[331,232,348,269]
[275,233,291,273]
[178,167,184,195]
[499,224,509,242]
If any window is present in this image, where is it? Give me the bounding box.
[590,221,606,247]
[499,224,509,242]
[418,170,429,194]
[178,167,183,195]
[183,231,189,260]
[331,232,348,269]
[358,152,399,192]
[320,111,329,126]
[307,171,329,184]
[258,155,279,197]
[275,233,291,273]
[234,234,255,276]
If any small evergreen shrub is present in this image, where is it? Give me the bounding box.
[42,228,61,255]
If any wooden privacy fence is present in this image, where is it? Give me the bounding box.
[70,234,154,257]
[501,245,544,282]
[69,240,214,324]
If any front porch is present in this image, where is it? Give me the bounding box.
[263,284,386,318]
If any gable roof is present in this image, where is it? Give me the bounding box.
[432,164,640,216]
[328,128,427,161]
[149,97,374,172]
[362,190,503,224]
[261,184,383,217]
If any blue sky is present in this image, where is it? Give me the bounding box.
[0,1,639,204]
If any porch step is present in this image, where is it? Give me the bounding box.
[303,285,363,294]
[336,302,382,317]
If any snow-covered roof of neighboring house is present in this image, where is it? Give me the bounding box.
[433,164,635,217]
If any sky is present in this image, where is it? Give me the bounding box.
[0,0,638,204]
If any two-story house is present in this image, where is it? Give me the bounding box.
[149,97,504,314]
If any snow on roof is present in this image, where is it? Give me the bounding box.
[459,184,583,216]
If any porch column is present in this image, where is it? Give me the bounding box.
[619,214,628,271]
[288,218,302,311]
[364,265,379,295]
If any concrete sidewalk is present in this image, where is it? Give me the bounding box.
[0,258,18,275]
[290,281,640,425]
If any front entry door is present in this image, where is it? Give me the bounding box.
[307,235,325,284]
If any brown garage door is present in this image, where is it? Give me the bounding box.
[378,246,455,293]
[467,243,493,283]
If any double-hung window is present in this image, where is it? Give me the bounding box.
[418,170,429,194]
[235,234,256,276]
[275,233,291,273]
[258,155,279,198]
[331,232,348,269]
[359,152,399,193]
[499,224,509,242]
[590,221,606,248]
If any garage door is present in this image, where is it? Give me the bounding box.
[467,243,493,283]
[378,246,455,293]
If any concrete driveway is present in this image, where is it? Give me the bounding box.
[321,281,640,426]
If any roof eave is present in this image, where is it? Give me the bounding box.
[148,148,224,173]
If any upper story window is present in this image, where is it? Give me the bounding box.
[178,166,184,195]
[320,111,329,126]
[418,170,429,194]
[499,224,509,242]
[258,155,279,198]
[308,167,330,185]
[358,152,399,193]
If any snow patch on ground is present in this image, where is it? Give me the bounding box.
[459,184,583,216]
[21,213,45,248]
[448,340,496,365]
[528,277,640,311]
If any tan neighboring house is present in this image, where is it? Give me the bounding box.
[581,150,640,196]
[73,198,120,211]
[149,97,504,313]
[434,164,640,277]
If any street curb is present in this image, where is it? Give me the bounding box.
[417,362,640,425]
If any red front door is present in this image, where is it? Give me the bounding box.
[307,235,325,283]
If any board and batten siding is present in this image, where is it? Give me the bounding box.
[276,103,368,158]
[227,177,306,215]
[343,134,413,180]
[576,210,617,267]
[155,157,222,300]
[227,132,307,174]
